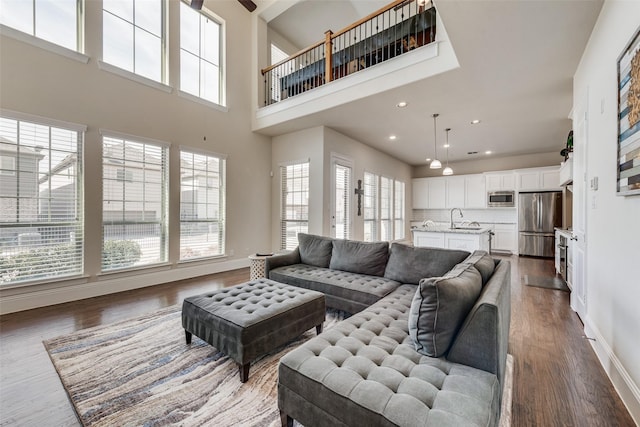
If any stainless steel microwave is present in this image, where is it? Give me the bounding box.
[487,191,515,207]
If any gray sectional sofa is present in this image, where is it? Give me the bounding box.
[265,234,511,427]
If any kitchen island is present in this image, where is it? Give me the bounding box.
[412,226,491,252]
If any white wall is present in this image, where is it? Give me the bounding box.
[0,0,272,314]
[323,127,413,241]
[573,0,640,422]
[413,150,561,178]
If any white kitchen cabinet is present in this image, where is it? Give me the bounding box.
[413,231,445,248]
[516,166,561,191]
[485,172,515,191]
[446,176,465,208]
[465,174,486,208]
[427,178,447,209]
[559,158,573,186]
[412,178,429,209]
[492,223,517,253]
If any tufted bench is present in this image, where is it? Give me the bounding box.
[182,279,325,383]
[278,284,501,426]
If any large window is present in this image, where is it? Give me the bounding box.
[103,0,165,83]
[333,162,351,239]
[281,161,309,250]
[394,180,405,240]
[0,0,81,51]
[180,149,225,260]
[363,172,405,242]
[180,1,222,104]
[0,114,84,285]
[363,172,378,242]
[102,134,168,271]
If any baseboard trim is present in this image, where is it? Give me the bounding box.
[0,258,250,315]
[584,316,640,424]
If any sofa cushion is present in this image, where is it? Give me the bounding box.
[298,233,333,268]
[384,243,470,285]
[408,263,483,357]
[329,239,389,277]
[463,250,496,286]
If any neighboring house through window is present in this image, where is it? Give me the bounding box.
[101,132,168,271]
[0,113,85,285]
[180,1,223,105]
[281,161,309,250]
[180,149,226,260]
[0,0,81,51]
[103,0,166,83]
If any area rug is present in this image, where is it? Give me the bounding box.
[522,274,570,291]
[44,306,513,427]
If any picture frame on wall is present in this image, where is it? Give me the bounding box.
[617,26,640,196]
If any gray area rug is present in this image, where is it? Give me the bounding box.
[523,274,570,291]
[44,306,513,427]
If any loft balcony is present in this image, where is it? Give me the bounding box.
[254,0,459,133]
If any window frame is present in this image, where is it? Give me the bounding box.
[101,0,168,85]
[178,147,227,262]
[100,130,170,273]
[0,110,86,287]
[179,1,226,107]
[280,159,310,250]
[363,172,405,242]
[331,155,352,240]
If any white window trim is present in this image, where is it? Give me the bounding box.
[330,153,353,239]
[98,60,173,94]
[280,159,310,250]
[177,90,229,113]
[1,109,87,132]
[99,129,171,147]
[0,24,89,64]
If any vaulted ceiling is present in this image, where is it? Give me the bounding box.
[263,0,603,167]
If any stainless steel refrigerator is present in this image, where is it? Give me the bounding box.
[518,191,562,257]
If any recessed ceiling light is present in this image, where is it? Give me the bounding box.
[443,144,450,148]
[426,157,431,162]
[485,150,492,155]
[396,101,408,108]
[389,135,397,140]
[471,119,481,124]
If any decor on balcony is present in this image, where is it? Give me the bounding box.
[429,113,442,169]
[617,26,640,196]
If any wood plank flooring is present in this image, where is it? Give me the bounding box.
[0,257,635,426]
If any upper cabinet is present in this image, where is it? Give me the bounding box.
[484,172,515,191]
[559,157,573,186]
[412,174,485,209]
[516,166,561,191]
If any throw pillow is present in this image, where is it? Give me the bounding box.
[329,239,389,277]
[408,263,482,357]
[384,243,470,285]
[298,233,333,268]
[463,250,496,286]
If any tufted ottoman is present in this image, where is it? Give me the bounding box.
[182,278,325,383]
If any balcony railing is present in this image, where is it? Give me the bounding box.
[261,0,436,106]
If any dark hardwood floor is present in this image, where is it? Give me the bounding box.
[0,257,635,426]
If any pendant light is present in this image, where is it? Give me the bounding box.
[429,113,442,169]
[443,127,453,176]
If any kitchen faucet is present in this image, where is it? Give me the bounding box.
[450,208,463,229]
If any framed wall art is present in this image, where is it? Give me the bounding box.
[617,26,640,196]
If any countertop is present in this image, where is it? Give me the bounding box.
[411,226,491,235]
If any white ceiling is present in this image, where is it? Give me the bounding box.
[264,0,603,167]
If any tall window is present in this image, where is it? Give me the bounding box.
[0,0,81,51]
[180,1,222,104]
[363,173,405,242]
[334,162,351,239]
[180,149,225,260]
[394,180,405,240]
[0,114,84,285]
[281,161,309,250]
[363,172,378,242]
[103,0,165,83]
[102,134,168,271]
